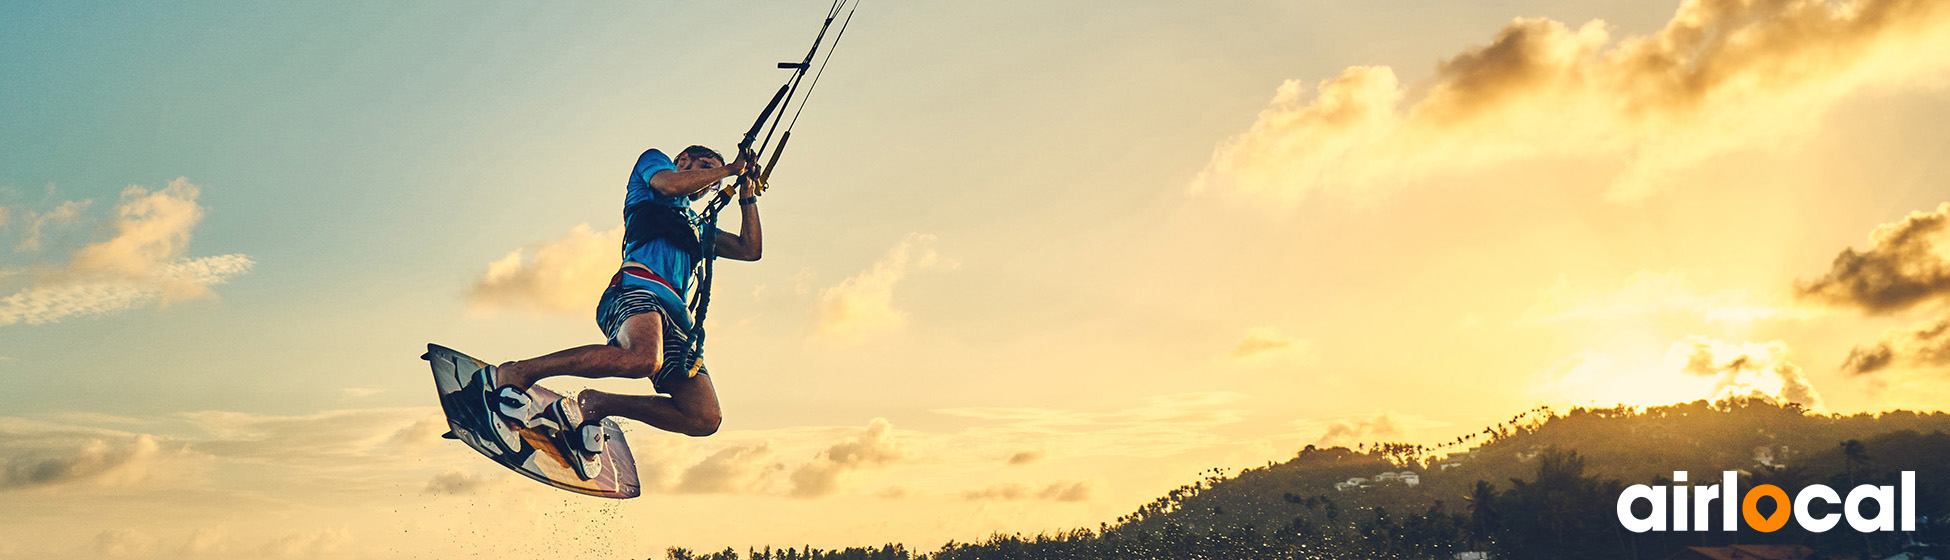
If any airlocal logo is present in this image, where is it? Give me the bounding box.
[1616,471,1916,533]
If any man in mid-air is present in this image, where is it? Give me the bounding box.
[475,145,760,476]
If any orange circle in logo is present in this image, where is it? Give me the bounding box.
[1742,484,1792,532]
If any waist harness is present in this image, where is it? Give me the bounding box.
[621,200,703,261]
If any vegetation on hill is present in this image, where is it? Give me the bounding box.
[666,399,1950,560]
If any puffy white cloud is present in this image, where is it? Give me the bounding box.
[1194,0,1950,202]
[788,418,903,498]
[467,224,623,315]
[1671,335,1825,411]
[70,180,206,276]
[672,442,775,494]
[1310,413,1407,447]
[11,199,89,253]
[0,178,252,326]
[0,432,180,491]
[814,234,950,342]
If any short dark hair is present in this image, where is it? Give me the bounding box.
[678,145,723,163]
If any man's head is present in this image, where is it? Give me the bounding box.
[673,145,724,171]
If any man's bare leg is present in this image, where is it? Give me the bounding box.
[583,372,721,437]
[493,311,722,437]
[493,345,649,392]
[494,307,673,391]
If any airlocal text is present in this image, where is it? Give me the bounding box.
[1616,471,1916,533]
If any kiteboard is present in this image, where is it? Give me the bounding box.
[423,343,641,499]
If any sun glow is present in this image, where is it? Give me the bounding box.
[1536,350,1721,409]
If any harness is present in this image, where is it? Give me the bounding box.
[621,200,704,261]
[609,265,678,296]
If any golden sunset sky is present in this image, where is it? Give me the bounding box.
[5,0,1950,558]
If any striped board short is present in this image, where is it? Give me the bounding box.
[595,277,707,392]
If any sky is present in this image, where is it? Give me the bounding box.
[5,0,1950,557]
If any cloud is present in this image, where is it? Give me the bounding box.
[1193,0,1950,202]
[1232,327,1306,359]
[260,529,349,558]
[961,481,1094,502]
[0,178,253,326]
[387,415,450,450]
[1840,317,1950,376]
[11,199,89,252]
[93,529,158,558]
[0,433,176,491]
[0,407,447,498]
[423,468,500,495]
[1039,481,1093,502]
[962,483,1031,501]
[73,179,207,275]
[672,442,774,494]
[814,234,949,341]
[1527,270,1796,324]
[0,255,254,326]
[1796,203,1950,314]
[1671,335,1824,410]
[1005,450,1042,466]
[788,418,903,498]
[340,387,382,398]
[1312,413,1406,447]
[182,528,232,556]
[467,224,623,315]
[180,408,446,465]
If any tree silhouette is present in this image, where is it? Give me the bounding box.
[1840,439,1870,485]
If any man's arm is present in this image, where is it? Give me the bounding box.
[646,151,756,197]
[712,178,763,262]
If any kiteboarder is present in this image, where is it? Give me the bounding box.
[426,1,859,490]
[487,145,760,459]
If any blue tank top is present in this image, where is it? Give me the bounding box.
[620,149,714,328]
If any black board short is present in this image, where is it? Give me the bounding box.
[594,282,706,393]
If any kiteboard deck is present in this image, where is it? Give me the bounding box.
[423,343,640,499]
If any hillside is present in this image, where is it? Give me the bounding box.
[1094,399,1950,559]
[676,399,1950,560]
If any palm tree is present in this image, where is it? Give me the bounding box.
[1465,480,1498,551]
[1840,439,1870,485]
